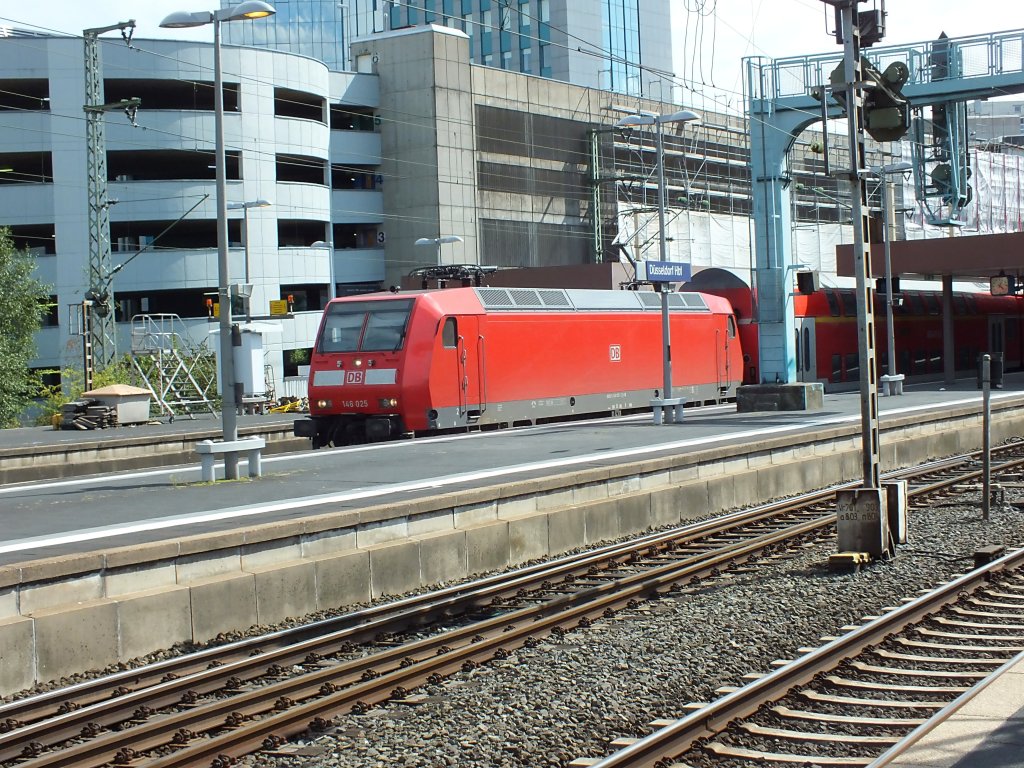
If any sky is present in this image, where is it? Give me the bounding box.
[2,0,1022,111]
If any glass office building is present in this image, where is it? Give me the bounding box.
[221,0,387,71]
[223,0,673,97]
[387,0,672,97]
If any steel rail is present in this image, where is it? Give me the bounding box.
[583,548,1024,768]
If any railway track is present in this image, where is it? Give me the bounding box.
[3,444,1024,768]
[573,548,1024,768]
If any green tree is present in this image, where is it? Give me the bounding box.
[0,228,50,428]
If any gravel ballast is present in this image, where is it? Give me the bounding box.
[234,490,1024,768]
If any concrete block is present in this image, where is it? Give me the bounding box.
[508,514,549,564]
[177,551,242,583]
[314,550,371,611]
[453,499,498,527]
[189,572,258,642]
[117,586,192,660]
[0,585,18,621]
[583,498,622,544]
[21,572,103,615]
[466,521,510,575]
[573,481,609,505]
[496,494,538,519]
[648,486,685,527]
[613,494,652,538]
[669,463,701,484]
[34,599,119,684]
[241,539,303,571]
[536,487,574,511]
[707,475,740,513]
[675,482,713,522]
[0,615,35,694]
[607,474,641,497]
[358,516,410,547]
[105,562,178,598]
[408,508,456,537]
[368,540,421,599]
[251,560,317,625]
[639,468,672,491]
[301,527,356,559]
[417,530,468,586]
[548,506,587,555]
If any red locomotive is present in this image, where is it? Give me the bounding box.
[294,286,743,447]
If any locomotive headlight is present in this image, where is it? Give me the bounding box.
[316,399,332,409]
[354,358,363,367]
[378,397,398,409]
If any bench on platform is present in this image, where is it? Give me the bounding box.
[195,437,266,482]
[880,373,905,396]
[650,397,686,425]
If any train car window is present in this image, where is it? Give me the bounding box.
[840,291,857,317]
[923,294,941,315]
[844,352,858,382]
[728,315,737,339]
[442,317,457,348]
[794,330,801,373]
[952,294,968,315]
[826,291,840,317]
[361,304,413,351]
[802,328,811,373]
[319,309,365,353]
[831,354,841,383]
[318,299,413,353]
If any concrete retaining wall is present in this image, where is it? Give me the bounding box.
[1,401,1020,695]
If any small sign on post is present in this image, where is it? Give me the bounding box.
[637,260,691,284]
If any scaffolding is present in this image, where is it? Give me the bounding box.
[129,314,217,420]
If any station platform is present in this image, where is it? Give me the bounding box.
[879,651,1024,768]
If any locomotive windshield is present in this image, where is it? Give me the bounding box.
[318,299,413,353]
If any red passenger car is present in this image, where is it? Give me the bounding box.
[295,286,743,447]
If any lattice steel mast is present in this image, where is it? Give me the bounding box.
[83,20,138,370]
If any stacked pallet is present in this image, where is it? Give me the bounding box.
[60,399,118,430]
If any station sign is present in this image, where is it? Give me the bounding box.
[638,260,691,284]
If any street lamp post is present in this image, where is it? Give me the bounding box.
[614,109,700,419]
[415,235,464,265]
[873,161,912,395]
[161,1,276,480]
[227,198,272,321]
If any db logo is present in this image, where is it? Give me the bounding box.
[345,370,364,384]
[609,344,621,362]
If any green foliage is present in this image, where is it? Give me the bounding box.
[288,347,310,365]
[0,228,51,428]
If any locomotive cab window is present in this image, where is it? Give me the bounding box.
[319,299,413,353]
[441,317,458,348]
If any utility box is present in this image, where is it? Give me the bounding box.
[836,487,889,558]
[233,329,266,399]
[80,384,152,424]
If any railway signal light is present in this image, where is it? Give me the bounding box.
[827,58,910,142]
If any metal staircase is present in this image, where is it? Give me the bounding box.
[129,314,218,420]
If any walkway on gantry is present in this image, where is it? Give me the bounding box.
[745,27,1024,383]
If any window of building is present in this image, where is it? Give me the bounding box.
[519,1,530,30]
[520,46,531,72]
[501,49,512,69]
